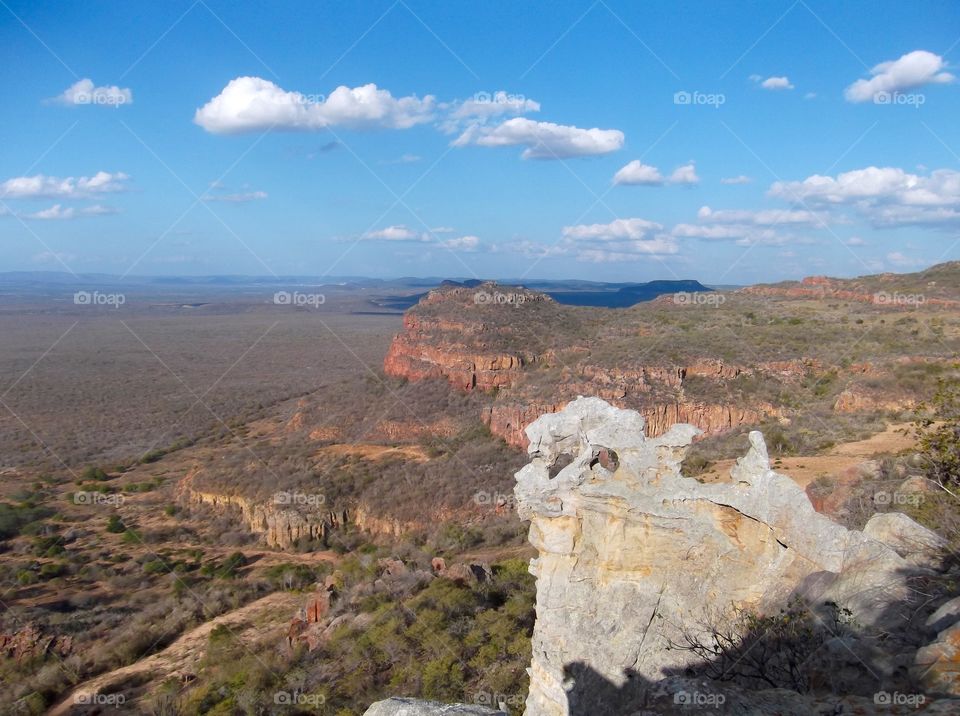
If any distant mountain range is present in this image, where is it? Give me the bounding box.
[0,272,723,309]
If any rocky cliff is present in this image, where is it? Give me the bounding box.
[512,398,958,715]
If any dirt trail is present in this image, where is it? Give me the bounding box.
[700,423,916,488]
[49,591,302,715]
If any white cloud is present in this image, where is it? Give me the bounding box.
[804,92,817,100]
[668,162,699,185]
[846,236,867,246]
[440,235,480,251]
[449,91,540,120]
[696,205,821,225]
[360,225,479,251]
[887,251,926,267]
[51,78,132,107]
[363,225,425,241]
[562,218,662,241]
[844,50,954,102]
[453,117,624,159]
[203,190,267,203]
[613,160,663,185]
[0,171,129,199]
[672,222,791,245]
[502,218,680,262]
[721,175,752,185]
[195,78,436,133]
[759,76,794,91]
[769,166,960,226]
[672,204,823,246]
[21,204,117,220]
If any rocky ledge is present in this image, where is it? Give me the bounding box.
[366,397,960,715]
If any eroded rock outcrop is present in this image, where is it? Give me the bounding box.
[513,397,954,715]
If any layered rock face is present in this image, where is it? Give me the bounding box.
[513,398,953,715]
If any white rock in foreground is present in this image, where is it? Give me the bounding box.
[514,397,935,716]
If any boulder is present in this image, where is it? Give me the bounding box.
[513,397,937,716]
[927,596,960,634]
[863,511,947,561]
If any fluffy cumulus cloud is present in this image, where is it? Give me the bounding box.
[613,160,699,186]
[51,78,132,107]
[439,235,480,251]
[562,218,662,241]
[844,50,954,102]
[613,160,663,185]
[671,205,824,246]
[757,75,794,91]
[195,78,437,133]
[668,162,699,185]
[453,117,624,159]
[362,225,425,241]
[556,218,677,261]
[769,166,960,226]
[0,171,129,199]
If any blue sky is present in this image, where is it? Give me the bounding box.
[1,0,959,283]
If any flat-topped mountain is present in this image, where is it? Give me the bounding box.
[385,265,960,452]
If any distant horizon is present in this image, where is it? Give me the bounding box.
[0,258,950,287]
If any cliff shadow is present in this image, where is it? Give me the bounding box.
[561,557,960,715]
